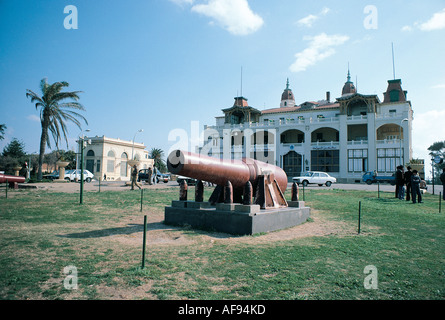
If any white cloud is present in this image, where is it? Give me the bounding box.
[191,0,264,35]
[402,8,445,32]
[27,114,40,122]
[297,7,330,27]
[432,84,445,89]
[401,25,412,32]
[297,14,318,28]
[290,33,349,73]
[419,8,445,31]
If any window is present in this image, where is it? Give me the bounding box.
[348,149,368,172]
[96,160,101,173]
[311,150,339,172]
[121,152,128,177]
[377,148,402,172]
[389,90,399,102]
[283,151,302,177]
[107,150,115,173]
[107,160,114,173]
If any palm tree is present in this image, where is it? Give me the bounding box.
[149,148,167,173]
[0,124,6,140]
[26,78,87,180]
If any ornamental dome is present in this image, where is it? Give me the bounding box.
[280,78,295,107]
[342,69,356,96]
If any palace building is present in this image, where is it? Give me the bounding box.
[81,136,154,181]
[202,71,413,183]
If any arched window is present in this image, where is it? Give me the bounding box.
[107,150,115,173]
[120,152,128,177]
[86,150,95,157]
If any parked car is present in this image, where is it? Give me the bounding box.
[157,173,170,183]
[138,169,170,183]
[292,171,336,187]
[65,169,94,182]
[176,175,197,186]
[43,170,59,181]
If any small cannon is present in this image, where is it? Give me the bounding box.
[167,150,288,209]
[0,173,26,189]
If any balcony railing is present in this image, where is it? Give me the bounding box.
[347,140,368,145]
[376,139,403,145]
[347,115,367,121]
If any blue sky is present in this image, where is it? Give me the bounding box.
[1,0,444,177]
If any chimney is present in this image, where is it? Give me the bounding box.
[326,91,330,103]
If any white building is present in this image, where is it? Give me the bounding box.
[202,72,413,183]
[82,136,154,181]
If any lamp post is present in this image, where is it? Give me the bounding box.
[78,129,90,204]
[132,129,143,160]
[76,129,90,182]
[399,118,408,166]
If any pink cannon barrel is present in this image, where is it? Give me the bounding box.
[167,149,288,192]
[0,173,26,184]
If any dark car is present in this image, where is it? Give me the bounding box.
[138,169,170,183]
[43,171,59,181]
[176,175,197,186]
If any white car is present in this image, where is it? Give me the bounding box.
[65,169,95,182]
[292,171,336,187]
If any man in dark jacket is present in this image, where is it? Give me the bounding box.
[395,165,405,200]
[411,170,422,204]
[404,166,413,201]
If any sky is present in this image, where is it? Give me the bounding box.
[1,0,444,178]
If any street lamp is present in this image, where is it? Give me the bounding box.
[76,129,90,182]
[132,129,143,160]
[78,129,90,204]
[399,118,408,166]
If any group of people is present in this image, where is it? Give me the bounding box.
[130,165,158,190]
[395,165,424,203]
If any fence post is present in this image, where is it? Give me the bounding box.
[378,182,380,199]
[440,193,442,214]
[358,201,362,234]
[141,215,147,269]
[5,179,8,199]
[140,188,144,212]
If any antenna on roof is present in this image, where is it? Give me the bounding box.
[240,66,243,97]
[391,42,396,79]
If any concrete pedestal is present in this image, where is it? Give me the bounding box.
[164,201,310,235]
[55,161,70,183]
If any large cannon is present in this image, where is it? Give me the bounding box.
[0,173,26,189]
[167,150,288,209]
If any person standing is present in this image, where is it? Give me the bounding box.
[131,165,142,190]
[147,167,153,185]
[411,170,422,204]
[152,166,157,185]
[396,165,405,200]
[440,167,445,201]
[404,166,413,201]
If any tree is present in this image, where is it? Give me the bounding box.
[2,138,26,158]
[0,138,27,175]
[428,140,445,182]
[26,78,88,180]
[149,148,167,173]
[0,124,6,140]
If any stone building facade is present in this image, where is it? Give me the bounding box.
[202,71,413,183]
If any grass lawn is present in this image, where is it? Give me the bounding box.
[0,184,444,300]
